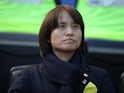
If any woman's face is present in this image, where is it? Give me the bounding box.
[50,11,82,53]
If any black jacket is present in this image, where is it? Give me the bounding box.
[8,63,115,93]
[8,52,115,93]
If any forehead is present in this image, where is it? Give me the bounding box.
[58,11,74,23]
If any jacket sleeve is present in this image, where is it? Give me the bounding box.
[8,68,31,93]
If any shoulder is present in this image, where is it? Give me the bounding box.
[87,65,112,85]
[8,64,44,93]
[22,64,40,72]
[11,64,42,81]
[88,65,108,76]
[10,64,43,88]
[87,65,115,93]
[10,63,43,83]
[20,63,43,77]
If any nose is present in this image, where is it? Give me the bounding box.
[65,26,73,36]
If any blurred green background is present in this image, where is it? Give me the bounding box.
[0,0,124,41]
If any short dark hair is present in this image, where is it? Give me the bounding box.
[39,4,85,57]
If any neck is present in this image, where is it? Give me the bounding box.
[52,49,75,62]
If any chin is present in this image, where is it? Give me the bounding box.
[62,48,77,52]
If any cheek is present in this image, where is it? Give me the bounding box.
[76,32,82,46]
[78,36,82,45]
[76,31,82,42]
[50,32,60,45]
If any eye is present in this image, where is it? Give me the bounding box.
[72,24,80,29]
[59,24,65,27]
[57,24,66,29]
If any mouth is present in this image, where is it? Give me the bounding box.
[63,39,75,43]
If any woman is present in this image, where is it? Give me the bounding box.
[8,5,115,93]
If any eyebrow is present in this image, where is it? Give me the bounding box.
[58,21,66,24]
[58,21,78,25]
